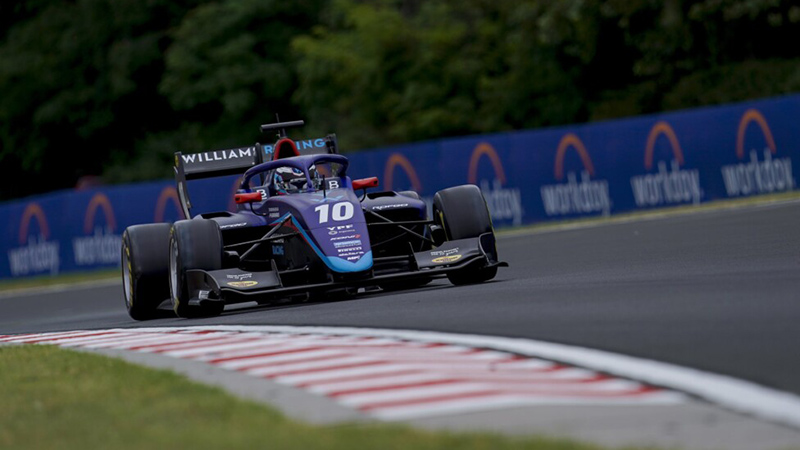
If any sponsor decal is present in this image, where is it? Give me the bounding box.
[268,212,280,218]
[431,248,459,257]
[72,230,118,266]
[469,143,524,225]
[720,109,795,197]
[631,160,701,206]
[226,273,253,280]
[630,121,702,207]
[272,245,284,255]
[268,207,280,213]
[337,247,363,254]
[227,281,258,288]
[721,150,793,196]
[384,153,423,193]
[8,202,60,276]
[181,147,254,164]
[346,256,361,261]
[481,179,524,224]
[372,203,409,210]
[540,134,611,217]
[72,193,121,266]
[327,224,354,235]
[325,179,341,190]
[330,234,360,241]
[263,139,326,155]
[338,251,363,257]
[337,247,363,255]
[432,255,462,264]
[219,222,248,229]
[333,239,362,248]
[8,235,60,277]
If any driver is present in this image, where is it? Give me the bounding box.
[271,165,318,195]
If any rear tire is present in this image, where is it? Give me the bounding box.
[169,219,225,318]
[433,185,498,285]
[121,224,171,321]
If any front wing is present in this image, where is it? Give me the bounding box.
[183,233,506,307]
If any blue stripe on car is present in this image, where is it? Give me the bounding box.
[270,213,373,274]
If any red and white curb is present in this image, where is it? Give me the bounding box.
[0,326,683,421]
[4,325,800,428]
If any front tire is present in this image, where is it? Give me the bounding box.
[433,185,498,285]
[121,224,171,321]
[169,219,225,318]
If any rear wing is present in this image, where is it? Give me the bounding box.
[173,120,340,218]
[260,119,339,158]
[263,134,339,159]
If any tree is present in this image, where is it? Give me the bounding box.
[2,0,800,200]
[0,0,200,198]
[158,0,323,149]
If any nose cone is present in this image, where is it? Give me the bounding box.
[280,188,373,273]
[308,222,373,273]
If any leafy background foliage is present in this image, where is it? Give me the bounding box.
[1,0,799,200]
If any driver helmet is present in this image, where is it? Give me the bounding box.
[272,167,306,194]
[271,165,318,194]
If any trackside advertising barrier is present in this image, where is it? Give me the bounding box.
[1,95,798,279]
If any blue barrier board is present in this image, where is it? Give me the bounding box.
[1,95,797,278]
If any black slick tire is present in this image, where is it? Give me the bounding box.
[433,184,498,285]
[121,223,171,321]
[169,219,225,318]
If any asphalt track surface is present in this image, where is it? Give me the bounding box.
[2,200,799,397]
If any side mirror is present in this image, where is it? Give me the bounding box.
[352,177,379,190]
[234,192,263,204]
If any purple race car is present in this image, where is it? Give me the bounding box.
[121,120,507,320]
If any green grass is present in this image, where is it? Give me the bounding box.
[0,345,644,450]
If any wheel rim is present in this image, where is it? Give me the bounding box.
[169,237,180,308]
[122,243,132,307]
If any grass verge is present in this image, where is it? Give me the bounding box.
[0,344,630,450]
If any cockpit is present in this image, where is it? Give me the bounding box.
[268,160,347,195]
